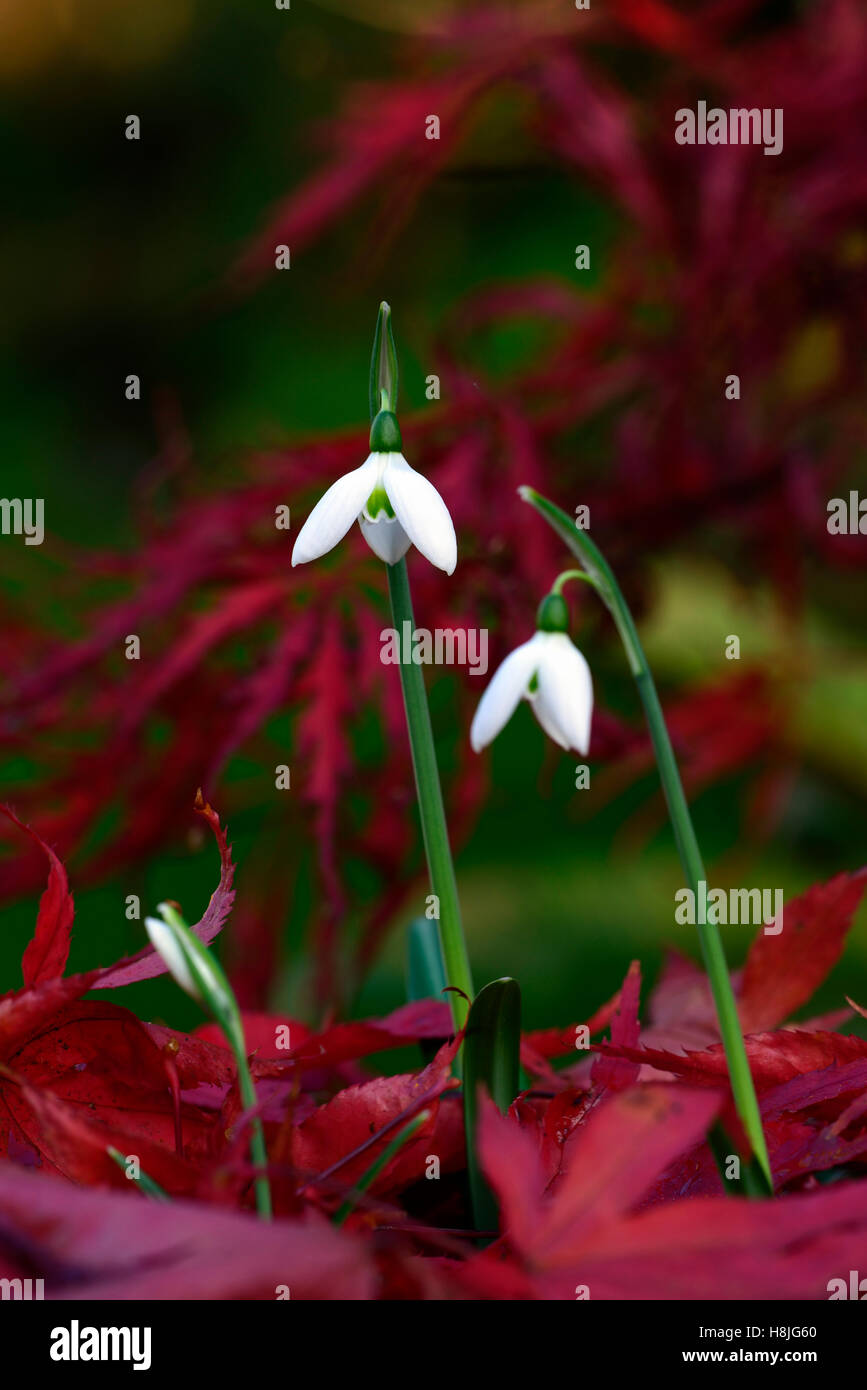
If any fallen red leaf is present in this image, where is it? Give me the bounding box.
[0,1163,375,1299]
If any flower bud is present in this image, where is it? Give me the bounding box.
[145,902,240,1043]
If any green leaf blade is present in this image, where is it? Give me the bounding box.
[463,977,521,1239]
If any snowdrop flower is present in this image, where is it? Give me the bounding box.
[470,593,593,754]
[145,902,238,1036]
[146,902,271,1217]
[291,408,457,574]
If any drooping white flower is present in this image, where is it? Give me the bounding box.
[291,410,457,574]
[470,595,593,754]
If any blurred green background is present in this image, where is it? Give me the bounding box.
[1,0,865,1045]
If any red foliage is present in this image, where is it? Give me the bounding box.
[0,807,75,989]
[0,808,865,1297]
[0,1165,375,1300]
[0,0,865,1300]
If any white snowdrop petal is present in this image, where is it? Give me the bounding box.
[144,917,202,1001]
[470,635,542,752]
[382,455,457,575]
[531,683,571,749]
[536,632,594,755]
[291,457,379,566]
[360,512,412,565]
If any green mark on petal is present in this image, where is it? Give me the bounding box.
[365,485,395,519]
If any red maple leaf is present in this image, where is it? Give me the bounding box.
[0,1164,375,1299]
[470,1085,867,1299]
[1,806,74,986]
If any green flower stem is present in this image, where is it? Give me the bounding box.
[386,557,474,1033]
[520,487,772,1191]
[107,1146,171,1202]
[551,569,598,595]
[333,1110,430,1226]
[233,1039,273,1221]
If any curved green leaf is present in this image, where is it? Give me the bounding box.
[463,977,521,1238]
